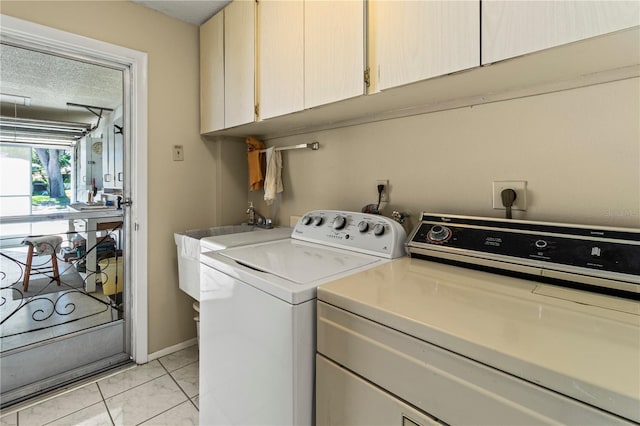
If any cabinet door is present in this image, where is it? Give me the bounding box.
[113,120,124,189]
[305,0,365,109]
[102,128,113,186]
[259,0,304,120]
[200,11,224,133]
[225,0,255,128]
[371,0,479,92]
[78,137,88,189]
[482,1,640,64]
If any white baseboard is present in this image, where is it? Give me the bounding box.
[147,338,198,362]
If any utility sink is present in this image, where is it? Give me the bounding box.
[175,225,292,301]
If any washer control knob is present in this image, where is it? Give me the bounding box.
[535,240,548,250]
[333,215,347,230]
[313,216,324,226]
[428,225,451,242]
[373,223,385,236]
[358,221,369,233]
[301,215,312,226]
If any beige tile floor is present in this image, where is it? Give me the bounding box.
[0,345,199,426]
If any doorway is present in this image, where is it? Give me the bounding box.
[0,16,148,407]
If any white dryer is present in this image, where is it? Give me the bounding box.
[199,210,407,426]
[316,213,640,425]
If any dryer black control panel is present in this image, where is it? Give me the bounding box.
[408,214,640,295]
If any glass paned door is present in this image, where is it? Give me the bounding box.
[0,43,131,406]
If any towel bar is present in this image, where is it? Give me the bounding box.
[255,142,319,153]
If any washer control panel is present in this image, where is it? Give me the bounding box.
[408,213,640,294]
[293,210,407,259]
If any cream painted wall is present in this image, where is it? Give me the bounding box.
[251,78,640,231]
[1,1,220,352]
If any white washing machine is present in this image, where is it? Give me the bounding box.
[199,210,407,426]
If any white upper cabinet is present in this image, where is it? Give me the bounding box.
[200,0,637,137]
[100,113,123,189]
[482,0,640,64]
[258,0,304,120]
[224,0,256,128]
[304,0,366,109]
[200,12,224,133]
[113,117,124,189]
[370,0,480,92]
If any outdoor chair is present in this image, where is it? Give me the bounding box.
[21,235,63,292]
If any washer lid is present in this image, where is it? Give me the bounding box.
[200,227,292,251]
[219,239,381,284]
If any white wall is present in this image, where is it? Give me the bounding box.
[250,78,640,231]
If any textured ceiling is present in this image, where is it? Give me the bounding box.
[0,44,123,125]
[131,0,230,25]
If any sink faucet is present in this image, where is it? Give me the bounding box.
[247,202,273,229]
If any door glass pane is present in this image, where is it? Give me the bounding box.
[1,218,123,352]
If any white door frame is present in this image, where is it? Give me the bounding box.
[0,14,149,363]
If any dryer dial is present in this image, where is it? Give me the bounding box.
[428,225,451,242]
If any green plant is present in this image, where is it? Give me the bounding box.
[32,195,71,207]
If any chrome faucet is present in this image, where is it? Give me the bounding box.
[247,202,273,229]
[246,202,256,225]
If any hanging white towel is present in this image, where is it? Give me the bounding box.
[264,147,283,205]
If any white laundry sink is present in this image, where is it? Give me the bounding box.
[174,224,256,301]
[174,225,291,301]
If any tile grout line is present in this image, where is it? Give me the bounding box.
[131,361,193,425]
[132,400,189,426]
[96,382,116,426]
[98,360,166,400]
[159,359,193,402]
[37,385,102,426]
[160,357,200,413]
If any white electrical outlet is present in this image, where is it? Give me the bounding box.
[376,179,389,202]
[492,180,527,210]
[173,145,184,161]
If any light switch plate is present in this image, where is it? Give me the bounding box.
[173,145,184,161]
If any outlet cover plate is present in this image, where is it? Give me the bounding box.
[376,179,389,202]
[493,180,527,210]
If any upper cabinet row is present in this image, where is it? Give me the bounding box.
[200,0,639,135]
[200,0,366,133]
[260,0,366,120]
[482,1,640,64]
